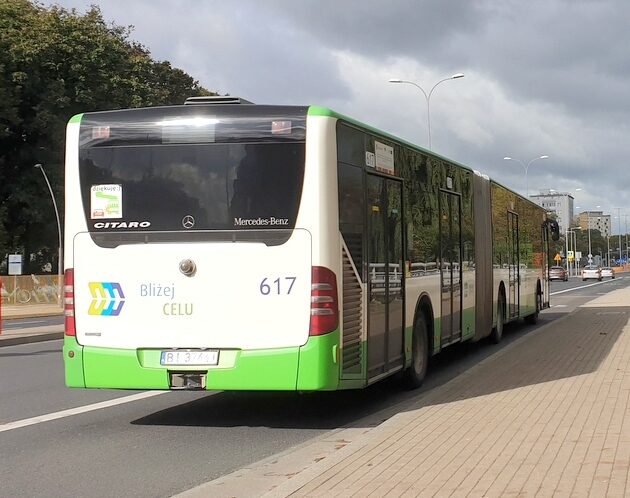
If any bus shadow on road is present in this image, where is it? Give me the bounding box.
[128,334,508,430]
[411,305,630,407]
[131,307,628,430]
[130,381,417,430]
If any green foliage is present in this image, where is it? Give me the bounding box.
[0,0,214,273]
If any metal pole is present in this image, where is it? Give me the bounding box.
[564,228,571,276]
[587,210,592,264]
[503,156,548,197]
[625,215,629,266]
[617,208,621,262]
[389,74,464,150]
[34,164,63,307]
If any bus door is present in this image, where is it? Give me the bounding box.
[439,190,462,345]
[508,211,520,318]
[366,175,404,379]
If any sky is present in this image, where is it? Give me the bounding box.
[48,0,630,234]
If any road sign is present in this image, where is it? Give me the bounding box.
[8,254,22,275]
[554,253,562,262]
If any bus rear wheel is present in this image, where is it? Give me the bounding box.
[525,288,541,325]
[403,315,429,389]
[490,292,505,344]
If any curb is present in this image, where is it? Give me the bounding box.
[0,332,64,347]
[1,310,63,320]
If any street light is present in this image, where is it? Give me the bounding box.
[34,163,62,307]
[624,214,629,265]
[503,155,549,197]
[577,205,600,265]
[566,228,579,276]
[613,208,622,262]
[388,73,465,150]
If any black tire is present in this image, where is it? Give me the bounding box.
[403,315,429,389]
[490,292,505,344]
[525,289,541,325]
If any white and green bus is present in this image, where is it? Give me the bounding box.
[63,97,559,391]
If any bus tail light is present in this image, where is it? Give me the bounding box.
[64,268,76,336]
[309,266,338,336]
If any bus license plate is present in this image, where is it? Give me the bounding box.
[160,350,219,366]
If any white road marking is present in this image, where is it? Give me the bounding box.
[550,277,623,296]
[0,391,167,433]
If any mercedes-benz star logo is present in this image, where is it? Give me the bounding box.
[182,215,195,229]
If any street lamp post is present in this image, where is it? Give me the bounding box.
[34,164,63,307]
[580,206,600,265]
[586,209,593,265]
[625,215,629,265]
[567,227,579,276]
[616,208,621,262]
[567,229,579,276]
[388,73,464,150]
[503,155,549,197]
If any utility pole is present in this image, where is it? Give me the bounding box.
[615,208,621,261]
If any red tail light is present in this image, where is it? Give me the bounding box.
[64,268,76,336]
[309,266,339,336]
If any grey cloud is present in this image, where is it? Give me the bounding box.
[45,0,630,219]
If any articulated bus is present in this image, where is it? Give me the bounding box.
[63,97,559,391]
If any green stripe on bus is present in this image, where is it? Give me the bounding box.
[297,330,340,390]
[68,113,83,124]
[63,336,85,388]
[307,106,471,168]
[64,333,343,391]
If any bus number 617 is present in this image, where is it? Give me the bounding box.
[260,276,296,295]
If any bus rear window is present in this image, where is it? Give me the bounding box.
[79,142,305,237]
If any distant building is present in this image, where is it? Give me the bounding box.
[577,211,611,238]
[529,190,574,233]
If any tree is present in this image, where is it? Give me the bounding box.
[0,0,214,273]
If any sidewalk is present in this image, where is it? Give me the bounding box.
[180,287,630,497]
[0,303,64,346]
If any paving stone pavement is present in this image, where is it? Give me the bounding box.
[180,288,630,497]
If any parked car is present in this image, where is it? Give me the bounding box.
[549,265,568,281]
[600,267,615,279]
[582,265,602,281]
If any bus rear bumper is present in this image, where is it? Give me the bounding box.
[63,332,341,391]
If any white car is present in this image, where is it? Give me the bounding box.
[582,265,602,281]
[600,267,615,279]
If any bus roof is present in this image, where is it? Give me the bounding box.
[307,106,546,211]
[68,103,543,211]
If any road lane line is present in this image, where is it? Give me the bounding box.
[550,277,624,296]
[0,391,167,433]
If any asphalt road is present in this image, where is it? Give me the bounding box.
[1,315,63,331]
[0,276,626,497]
